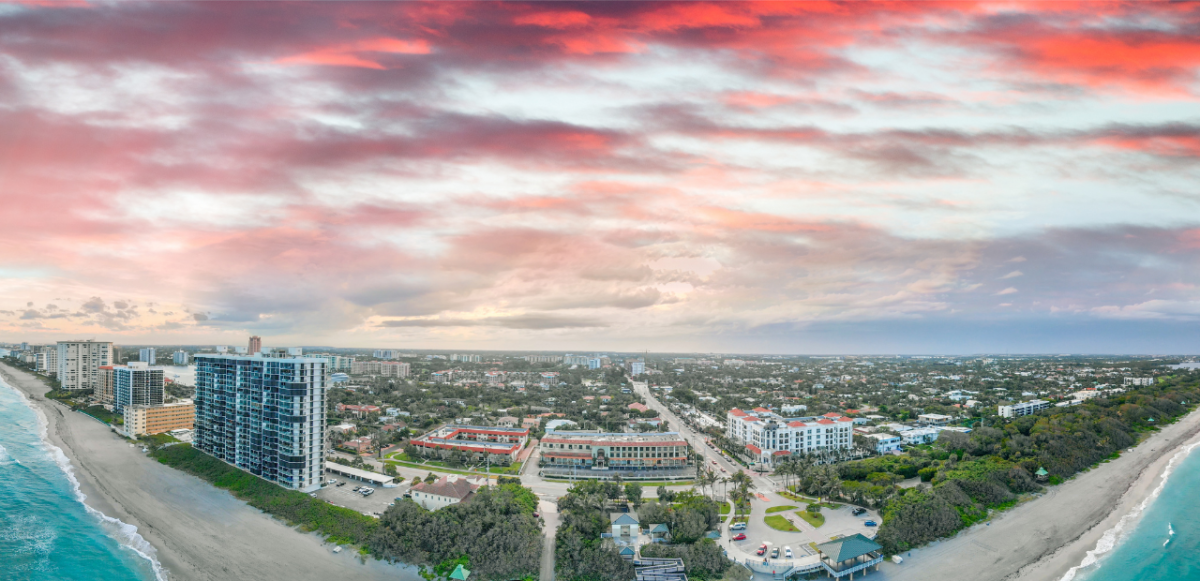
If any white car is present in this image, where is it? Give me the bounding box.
[784,547,793,558]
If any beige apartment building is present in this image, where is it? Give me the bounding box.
[124,400,195,437]
[56,340,114,391]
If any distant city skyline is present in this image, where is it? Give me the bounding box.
[2,2,1200,353]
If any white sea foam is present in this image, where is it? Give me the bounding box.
[0,442,18,466]
[2,378,168,581]
[1058,439,1200,581]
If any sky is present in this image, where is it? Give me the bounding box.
[1,1,1199,354]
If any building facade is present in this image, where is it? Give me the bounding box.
[173,350,190,365]
[411,425,529,463]
[124,400,195,436]
[409,475,479,511]
[248,336,262,355]
[35,348,58,375]
[625,360,646,376]
[726,408,855,467]
[112,362,165,415]
[97,366,116,404]
[139,348,156,364]
[193,354,329,492]
[56,341,114,391]
[999,400,1050,418]
[538,431,694,480]
[525,354,562,364]
[351,360,410,377]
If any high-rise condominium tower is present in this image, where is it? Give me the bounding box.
[56,341,114,391]
[193,354,328,491]
[112,362,165,415]
[248,336,262,355]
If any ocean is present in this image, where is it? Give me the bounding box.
[0,377,161,581]
[1065,439,1200,581]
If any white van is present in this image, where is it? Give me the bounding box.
[730,522,747,531]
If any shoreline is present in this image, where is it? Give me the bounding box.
[875,404,1200,581]
[0,362,420,581]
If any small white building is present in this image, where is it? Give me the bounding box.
[998,400,1050,418]
[900,427,940,446]
[867,433,902,454]
[917,414,953,426]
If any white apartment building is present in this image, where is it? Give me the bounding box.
[900,427,941,445]
[867,433,902,454]
[999,399,1050,418]
[726,408,855,467]
[173,350,190,365]
[1124,377,1153,386]
[351,360,410,377]
[139,347,156,363]
[56,341,114,391]
[35,348,58,375]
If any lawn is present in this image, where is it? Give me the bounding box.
[777,490,818,503]
[764,515,800,532]
[719,502,731,515]
[796,510,825,528]
[765,505,799,514]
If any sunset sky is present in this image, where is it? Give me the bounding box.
[2,1,1199,353]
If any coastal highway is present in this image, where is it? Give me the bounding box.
[631,380,776,494]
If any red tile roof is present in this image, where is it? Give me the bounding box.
[746,444,762,455]
[753,407,770,413]
[729,409,748,417]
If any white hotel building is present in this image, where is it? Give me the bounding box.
[726,408,855,467]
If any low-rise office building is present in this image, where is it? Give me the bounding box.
[124,400,195,437]
[539,430,693,480]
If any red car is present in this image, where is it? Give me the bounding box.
[756,545,766,556]
[733,533,747,541]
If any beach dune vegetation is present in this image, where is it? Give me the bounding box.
[149,444,377,546]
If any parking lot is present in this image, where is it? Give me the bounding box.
[314,477,409,517]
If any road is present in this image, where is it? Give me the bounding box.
[631,381,776,493]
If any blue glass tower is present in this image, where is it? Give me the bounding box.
[194,354,328,491]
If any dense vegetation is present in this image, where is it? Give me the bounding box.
[640,540,728,580]
[871,376,1200,554]
[150,444,378,546]
[554,480,728,581]
[369,482,542,581]
[554,480,638,581]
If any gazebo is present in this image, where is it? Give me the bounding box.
[815,534,884,579]
[450,564,470,580]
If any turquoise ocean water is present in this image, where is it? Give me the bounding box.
[0,377,160,581]
[1066,439,1200,581]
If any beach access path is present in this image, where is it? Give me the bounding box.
[872,404,1200,581]
[0,363,421,581]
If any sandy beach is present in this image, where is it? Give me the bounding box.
[0,362,420,581]
[875,403,1200,581]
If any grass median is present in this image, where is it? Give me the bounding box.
[764,515,800,532]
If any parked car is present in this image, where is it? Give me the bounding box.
[756,545,766,556]
[336,481,346,487]
[864,520,877,527]
[732,533,747,541]
[852,507,867,516]
[730,522,747,531]
[771,547,780,558]
[785,547,793,558]
[533,513,540,518]
[326,478,337,485]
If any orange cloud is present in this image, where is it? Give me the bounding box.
[276,37,431,70]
